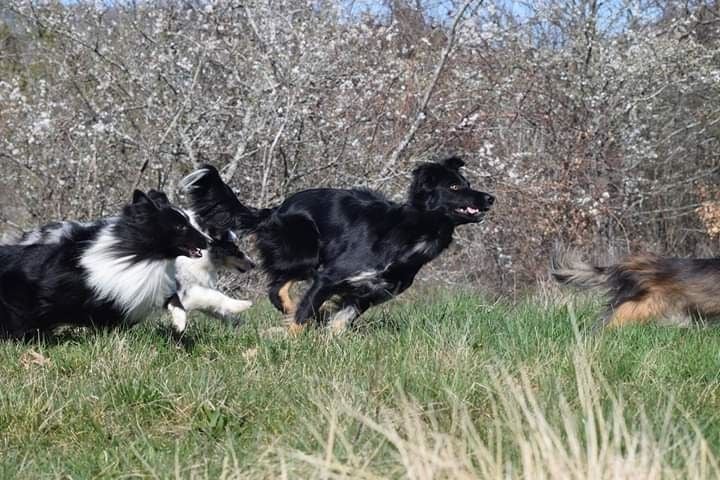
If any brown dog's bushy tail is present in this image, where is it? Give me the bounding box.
[552,251,667,296]
[551,251,612,291]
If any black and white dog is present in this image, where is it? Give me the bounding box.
[182,157,495,333]
[0,190,208,339]
[172,236,254,324]
[145,190,254,329]
[6,190,255,333]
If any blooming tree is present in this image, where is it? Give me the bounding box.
[1,0,719,292]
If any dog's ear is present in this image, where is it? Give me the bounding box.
[412,163,440,189]
[131,190,159,209]
[442,156,465,170]
[146,189,171,207]
[132,189,150,204]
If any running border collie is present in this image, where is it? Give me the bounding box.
[0,190,208,340]
[182,157,495,333]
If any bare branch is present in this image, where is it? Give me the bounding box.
[377,0,479,180]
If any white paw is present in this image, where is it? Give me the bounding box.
[225,299,253,315]
[168,304,187,333]
[327,306,357,335]
[328,317,349,335]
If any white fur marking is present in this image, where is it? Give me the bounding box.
[346,271,378,284]
[180,285,252,318]
[185,211,213,242]
[19,229,43,245]
[176,253,216,290]
[45,223,75,244]
[80,225,176,322]
[409,240,432,257]
[180,168,211,191]
[328,306,358,334]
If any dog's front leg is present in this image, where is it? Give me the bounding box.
[182,285,253,318]
[165,294,188,334]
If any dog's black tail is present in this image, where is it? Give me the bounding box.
[180,165,273,233]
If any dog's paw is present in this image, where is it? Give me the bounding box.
[225,299,253,314]
[326,306,357,336]
[287,322,306,336]
[328,318,350,336]
[168,303,187,334]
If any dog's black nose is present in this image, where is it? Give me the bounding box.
[483,193,495,207]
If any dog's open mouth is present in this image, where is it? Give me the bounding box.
[183,247,203,258]
[455,206,483,217]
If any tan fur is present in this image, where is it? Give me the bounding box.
[618,254,669,292]
[287,321,306,336]
[278,280,297,315]
[619,253,663,271]
[682,278,720,316]
[611,257,720,325]
[606,291,670,327]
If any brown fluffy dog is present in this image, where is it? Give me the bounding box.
[552,253,720,327]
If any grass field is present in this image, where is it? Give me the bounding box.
[2,290,720,479]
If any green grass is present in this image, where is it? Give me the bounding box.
[2,291,720,478]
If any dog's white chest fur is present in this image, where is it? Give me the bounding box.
[176,252,217,291]
[80,228,176,322]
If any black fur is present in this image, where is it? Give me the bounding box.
[120,190,208,260]
[142,189,255,272]
[180,165,272,236]
[0,190,208,340]
[184,156,495,329]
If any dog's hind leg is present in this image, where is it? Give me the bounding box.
[327,301,364,335]
[606,292,669,328]
[289,276,335,335]
[325,294,379,334]
[269,279,297,315]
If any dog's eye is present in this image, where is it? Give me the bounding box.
[175,224,187,231]
[449,184,460,191]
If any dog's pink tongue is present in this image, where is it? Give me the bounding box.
[468,207,480,214]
